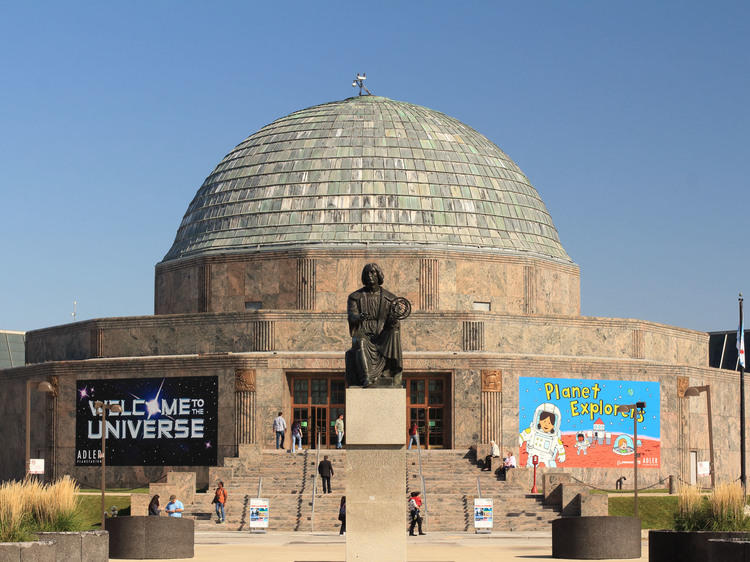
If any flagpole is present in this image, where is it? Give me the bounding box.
[740,293,746,496]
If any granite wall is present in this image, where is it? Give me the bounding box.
[25,312,708,369]
[0,350,743,488]
[153,248,581,317]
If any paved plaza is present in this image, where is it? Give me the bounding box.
[109,530,650,562]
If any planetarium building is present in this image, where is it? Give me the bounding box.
[1,95,738,489]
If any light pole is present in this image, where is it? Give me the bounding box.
[94,401,122,529]
[683,385,715,489]
[25,379,58,478]
[617,401,646,518]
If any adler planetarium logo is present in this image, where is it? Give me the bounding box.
[75,376,218,466]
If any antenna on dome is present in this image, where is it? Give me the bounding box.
[352,73,372,96]
[71,300,77,322]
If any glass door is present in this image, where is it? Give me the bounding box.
[407,375,450,449]
[289,374,346,449]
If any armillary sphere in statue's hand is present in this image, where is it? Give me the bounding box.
[389,297,412,321]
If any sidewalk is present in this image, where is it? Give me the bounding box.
[110,530,649,562]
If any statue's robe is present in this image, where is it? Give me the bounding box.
[345,286,403,386]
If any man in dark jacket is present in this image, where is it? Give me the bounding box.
[318,455,334,494]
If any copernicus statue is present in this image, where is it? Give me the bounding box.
[345,263,410,388]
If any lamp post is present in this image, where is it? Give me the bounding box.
[94,401,122,529]
[25,379,58,478]
[683,385,715,489]
[618,402,646,518]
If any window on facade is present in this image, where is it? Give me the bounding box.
[472,301,490,312]
[245,301,262,310]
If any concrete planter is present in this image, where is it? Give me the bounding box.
[35,531,108,562]
[105,516,194,559]
[649,530,750,562]
[0,540,55,562]
[551,516,641,559]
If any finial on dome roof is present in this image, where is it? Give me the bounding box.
[351,73,372,96]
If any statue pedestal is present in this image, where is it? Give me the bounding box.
[345,387,406,562]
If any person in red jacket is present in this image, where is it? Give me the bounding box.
[408,491,425,536]
[408,422,419,450]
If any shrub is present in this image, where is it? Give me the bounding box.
[0,477,82,542]
[675,482,750,532]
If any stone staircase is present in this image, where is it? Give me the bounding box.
[180,448,560,532]
[406,449,560,531]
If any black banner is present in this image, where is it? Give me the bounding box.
[75,376,218,466]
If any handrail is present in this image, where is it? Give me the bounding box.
[476,476,482,498]
[310,431,322,532]
[415,432,427,525]
[257,476,262,498]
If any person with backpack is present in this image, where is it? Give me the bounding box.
[213,481,228,523]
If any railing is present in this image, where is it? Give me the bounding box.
[415,433,427,526]
[310,431,322,532]
[257,476,262,498]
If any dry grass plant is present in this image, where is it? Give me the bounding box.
[675,482,750,532]
[0,477,81,541]
[677,483,703,519]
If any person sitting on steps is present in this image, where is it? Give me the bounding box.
[483,440,500,471]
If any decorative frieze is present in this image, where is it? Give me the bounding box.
[198,264,211,313]
[296,258,316,310]
[524,265,536,314]
[481,370,502,392]
[419,258,439,310]
[235,369,256,392]
[481,392,502,443]
[89,329,103,358]
[632,329,645,359]
[462,321,484,351]
[252,321,275,351]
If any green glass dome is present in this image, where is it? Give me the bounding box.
[163,96,571,263]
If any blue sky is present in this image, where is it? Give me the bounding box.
[1,1,747,332]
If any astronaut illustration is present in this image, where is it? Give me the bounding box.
[518,403,566,467]
[575,432,590,455]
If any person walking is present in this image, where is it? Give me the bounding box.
[335,414,345,449]
[408,422,419,450]
[164,494,184,518]
[408,491,425,536]
[291,420,303,454]
[338,496,346,535]
[318,455,334,493]
[213,481,228,523]
[273,411,287,450]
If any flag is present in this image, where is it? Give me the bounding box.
[739,307,746,369]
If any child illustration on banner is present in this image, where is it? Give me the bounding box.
[575,432,590,455]
[518,403,566,467]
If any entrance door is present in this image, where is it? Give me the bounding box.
[407,375,450,449]
[290,374,345,449]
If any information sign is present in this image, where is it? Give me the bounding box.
[473,498,493,530]
[249,498,269,529]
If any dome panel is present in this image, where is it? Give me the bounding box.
[163,96,571,263]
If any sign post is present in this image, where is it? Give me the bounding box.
[249,498,269,534]
[531,455,539,494]
[473,498,493,533]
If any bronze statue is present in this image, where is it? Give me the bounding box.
[345,264,411,387]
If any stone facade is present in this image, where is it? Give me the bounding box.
[154,249,581,317]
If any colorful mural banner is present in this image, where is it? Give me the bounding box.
[518,377,660,469]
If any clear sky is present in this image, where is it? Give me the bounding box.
[1,1,747,333]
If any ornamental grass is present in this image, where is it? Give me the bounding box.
[675,482,750,532]
[0,476,82,542]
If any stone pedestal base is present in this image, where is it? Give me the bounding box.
[345,388,406,562]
